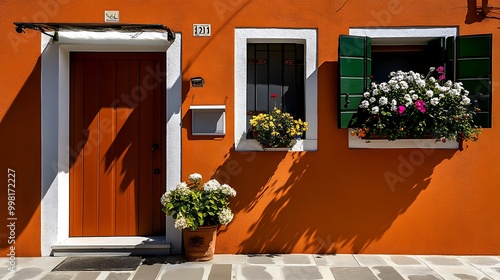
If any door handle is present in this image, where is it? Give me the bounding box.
[152,144,159,150]
[154,168,161,174]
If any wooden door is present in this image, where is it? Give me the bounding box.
[69,52,166,236]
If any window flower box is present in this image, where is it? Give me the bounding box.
[348,67,482,149]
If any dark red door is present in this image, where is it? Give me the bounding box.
[69,52,165,236]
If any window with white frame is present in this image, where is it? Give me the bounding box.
[234,28,318,151]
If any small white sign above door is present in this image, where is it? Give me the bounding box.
[105,11,120,22]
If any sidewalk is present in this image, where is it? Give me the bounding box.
[1,254,499,280]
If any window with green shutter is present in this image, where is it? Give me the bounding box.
[338,33,492,129]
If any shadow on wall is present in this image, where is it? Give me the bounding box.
[465,0,488,23]
[213,61,458,254]
[215,147,457,254]
[0,58,41,256]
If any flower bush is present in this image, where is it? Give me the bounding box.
[161,173,236,231]
[249,107,308,149]
[350,67,482,142]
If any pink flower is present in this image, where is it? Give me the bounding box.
[397,105,406,115]
[415,100,426,113]
[437,66,445,74]
[439,75,446,81]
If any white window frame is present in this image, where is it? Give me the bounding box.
[234,28,318,151]
[348,27,460,149]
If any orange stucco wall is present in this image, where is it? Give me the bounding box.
[1,0,499,256]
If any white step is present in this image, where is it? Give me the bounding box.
[51,236,171,256]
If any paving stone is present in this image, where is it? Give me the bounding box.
[246,256,278,265]
[282,266,322,280]
[208,264,232,280]
[422,256,464,266]
[73,271,101,280]
[391,265,444,280]
[209,254,246,264]
[105,272,132,280]
[424,265,492,280]
[282,255,314,265]
[389,255,423,265]
[313,254,360,267]
[160,266,205,280]
[462,256,500,266]
[354,255,389,266]
[7,267,45,280]
[370,266,405,280]
[40,272,77,280]
[407,275,443,280]
[330,267,378,280]
[472,266,500,279]
[131,263,163,280]
[238,265,282,280]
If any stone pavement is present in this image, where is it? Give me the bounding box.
[1,254,500,280]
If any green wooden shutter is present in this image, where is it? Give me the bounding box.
[456,34,492,128]
[338,35,371,128]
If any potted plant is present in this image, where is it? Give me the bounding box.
[160,173,236,261]
[249,94,308,150]
[350,66,482,145]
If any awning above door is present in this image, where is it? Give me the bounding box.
[13,22,175,42]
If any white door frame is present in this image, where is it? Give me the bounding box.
[40,30,183,256]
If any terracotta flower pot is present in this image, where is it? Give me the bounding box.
[182,225,218,261]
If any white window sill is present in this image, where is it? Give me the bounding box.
[348,133,459,149]
[235,139,317,152]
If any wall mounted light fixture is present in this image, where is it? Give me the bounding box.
[190,77,205,87]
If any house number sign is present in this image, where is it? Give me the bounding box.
[193,24,211,37]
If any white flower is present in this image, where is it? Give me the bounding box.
[176,182,190,195]
[220,184,237,197]
[372,89,379,96]
[188,173,202,184]
[416,80,426,88]
[369,97,376,103]
[379,96,388,106]
[400,81,408,90]
[409,90,415,94]
[429,77,436,83]
[371,82,377,89]
[439,93,445,98]
[429,67,436,72]
[160,191,171,206]
[174,215,189,230]
[445,80,453,87]
[218,208,234,225]
[371,106,380,114]
[391,99,397,106]
[426,90,434,98]
[359,100,370,109]
[391,105,398,112]
[404,94,412,102]
[203,179,221,192]
[461,97,471,105]
[363,92,371,98]
[430,97,439,106]
[463,90,469,96]
[411,94,419,100]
